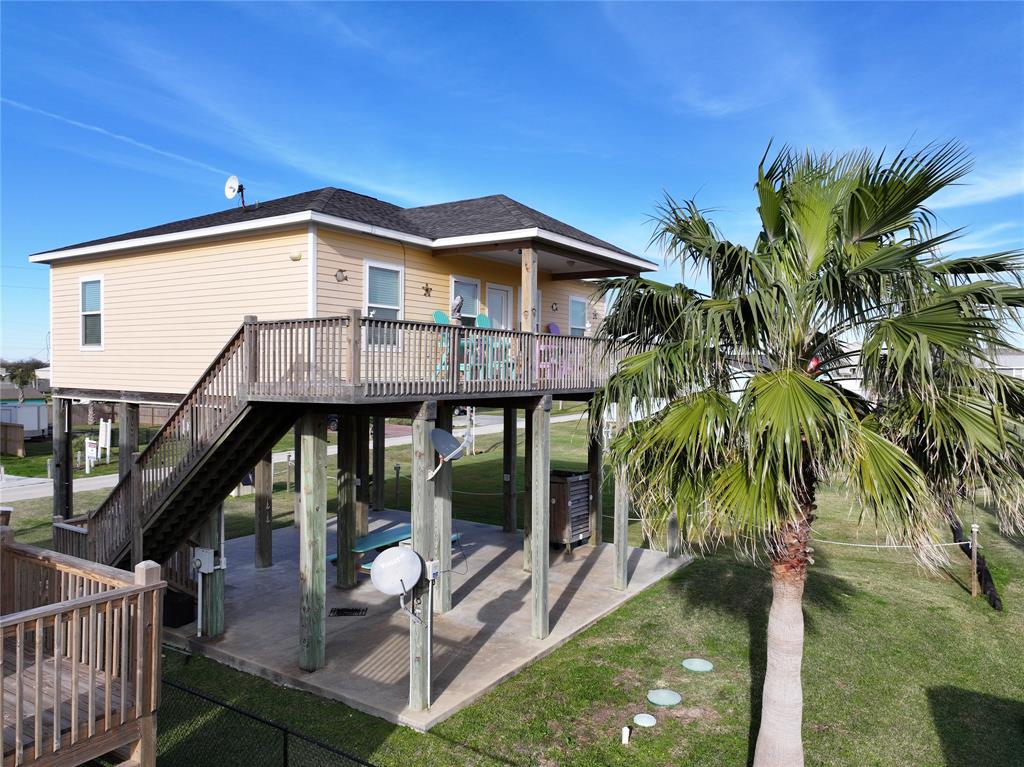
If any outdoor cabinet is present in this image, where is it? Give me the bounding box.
[549,470,591,547]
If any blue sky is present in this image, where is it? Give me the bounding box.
[2,1,1022,360]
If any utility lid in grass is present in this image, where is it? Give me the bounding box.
[647,689,682,706]
[633,713,657,728]
[682,658,714,672]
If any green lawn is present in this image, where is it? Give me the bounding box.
[0,425,157,480]
[9,419,1023,766]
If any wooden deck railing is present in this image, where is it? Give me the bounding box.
[1,533,164,766]
[55,312,628,569]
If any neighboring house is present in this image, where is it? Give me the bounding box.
[995,350,1024,379]
[0,381,49,437]
[34,365,52,391]
[30,185,658,715]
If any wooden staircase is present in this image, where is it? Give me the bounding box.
[56,319,305,570]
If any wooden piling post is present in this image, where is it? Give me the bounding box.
[197,503,225,638]
[434,403,454,613]
[254,452,273,568]
[117,401,139,481]
[613,408,629,590]
[299,412,327,671]
[531,395,551,639]
[130,451,144,567]
[373,416,386,511]
[971,523,979,598]
[523,408,533,572]
[502,406,517,533]
[410,400,436,710]
[52,397,73,519]
[336,414,358,589]
[667,510,681,559]
[292,421,302,528]
[587,399,603,546]
[356,415,370,536]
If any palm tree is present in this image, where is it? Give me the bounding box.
[593,142,1024,766]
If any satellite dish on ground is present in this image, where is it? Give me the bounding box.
[428,428,468,480]
[370,546,422,596]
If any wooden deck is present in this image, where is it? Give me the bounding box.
[2,636,131,761]
[1,535,164,767]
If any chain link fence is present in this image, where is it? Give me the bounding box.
[158,679,377,767]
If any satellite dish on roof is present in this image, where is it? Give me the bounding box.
[224,175,246,206]
[428,428,468,480]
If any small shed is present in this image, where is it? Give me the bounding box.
[0,382,50,438]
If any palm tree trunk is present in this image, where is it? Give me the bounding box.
[753,558,807,767]
[753,479,815,767]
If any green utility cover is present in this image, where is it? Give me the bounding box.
[682,658,714,672]
[633,713,657,728]
[647,689,682,706]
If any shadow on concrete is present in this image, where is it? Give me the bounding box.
[926,686,1024,767]
[431,577,531,699]
[549,546,602,630]
[451,542,517,607]
[666,550,854,766]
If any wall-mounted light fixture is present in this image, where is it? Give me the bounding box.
[551,302,559,312]
[592,309,599,320]
[290,250,303,262]
[335,269,348,282]
[423,283,432,296]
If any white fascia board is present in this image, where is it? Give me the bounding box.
[433,227,657,272]
[29,211,316,263]
[308,212,434,248]
[29,209,655,273]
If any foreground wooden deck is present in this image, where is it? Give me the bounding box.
[2,636,130,761]
[0,533,165,767]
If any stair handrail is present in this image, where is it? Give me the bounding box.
[80,322,250,564]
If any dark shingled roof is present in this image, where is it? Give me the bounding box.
[36,187,642,261]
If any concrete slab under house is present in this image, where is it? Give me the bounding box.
[26,183,687,732]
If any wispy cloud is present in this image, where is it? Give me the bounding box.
[931,164,1024,209]
[1,97,231,177]
[942,221,1023,256]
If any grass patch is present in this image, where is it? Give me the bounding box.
[10,418,1022,765]
[158,491,1024,766]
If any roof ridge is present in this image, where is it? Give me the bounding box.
[310,187,339,211]
[491,194,536,228]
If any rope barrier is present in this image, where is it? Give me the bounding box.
[811,537,977,550]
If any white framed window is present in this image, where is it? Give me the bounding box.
[364,260,403,345]
[451,275,480,326]
[569,296,588,337]
[80,276,104,350]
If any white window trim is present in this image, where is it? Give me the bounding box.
[485,282,515,331]
[362,259,404,320]
[451,274,481,321]
[569,294,589,337]
[79,275,104,352]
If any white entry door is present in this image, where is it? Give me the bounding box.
[486,284,514,330]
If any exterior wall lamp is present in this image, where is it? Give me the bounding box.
[335,269,348,282]
[551,302,559,312]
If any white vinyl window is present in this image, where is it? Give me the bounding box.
[569,296,588,337]
[365,262,402,345]
[451,276,480,326]
[80,278,103,349]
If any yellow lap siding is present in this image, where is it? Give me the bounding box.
[317,230,604,330]
[50,229,309,395]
